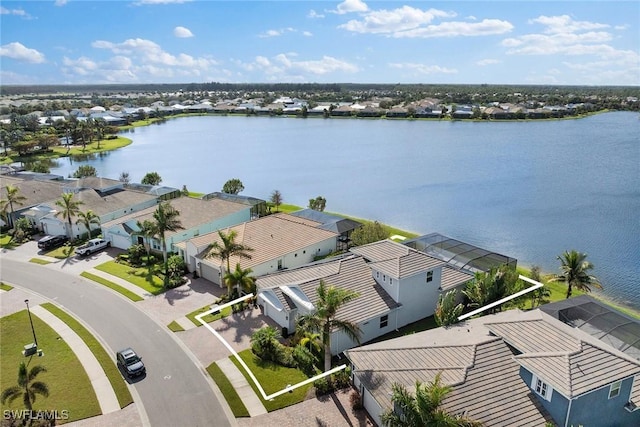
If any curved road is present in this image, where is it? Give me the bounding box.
[1,259,233,427]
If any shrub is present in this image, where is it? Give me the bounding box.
[313,377,332,396]
[277,345,296,368]
[127,244,146,266]
[250,326,281,362]
[350,389,363,410]
[292,345,317,376]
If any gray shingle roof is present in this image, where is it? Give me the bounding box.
[1,176,66,208]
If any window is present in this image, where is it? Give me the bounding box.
[390,278,393,285]
[531,375,552,402]
[383,275,386,282]
[380,315,388,328]
[609,381,621,399]
[426,271,433,283]
[277,259,283,270]
[376,271,379,279]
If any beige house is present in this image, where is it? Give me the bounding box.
[176,213,339,287]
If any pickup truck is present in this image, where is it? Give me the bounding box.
[75,238,110,257]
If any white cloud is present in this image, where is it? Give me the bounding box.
[173,26,194,38]
[529,15,609,34]
[389,62,457,75]
[1,6,26,15]
[339,6,454,34]
[54,0,68,6]
[303,31,313,37]
[332,0,369,15]
[92,38,216,68]
[308,9,324,19]
[476,59,501,66]
[258,28,300,38]
[338,5,512,38]
[0,42,45,63]
[393,18,513,38]
[240,53,359,78]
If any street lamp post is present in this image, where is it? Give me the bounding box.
[25,299,38,348]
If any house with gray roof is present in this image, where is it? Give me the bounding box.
[346,309,640,426]
[101,196,251,252]
[175,213,339,287]
[257,253,400,346]
[36,186,158,239]
[256,238,472,352]
[350,239,472,328]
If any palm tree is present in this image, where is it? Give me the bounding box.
[381,373,482,427]
[55,192,83,242]
[75,209,100,239]
[550,250,602,299]
[1,363,49,410]
[135,219,158,258]
[0,184,26,228]
[207,230,254,294]
[270,190,283,212]
[223,263,256,297]
[152,201,183,287]
[297,280,360,372]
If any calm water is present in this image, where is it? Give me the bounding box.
[51,113,640,309]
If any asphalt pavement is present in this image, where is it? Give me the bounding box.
[0,255,235,427]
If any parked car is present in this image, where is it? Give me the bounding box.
[116,347,146,378]
[37,235,68,250]
[74,238,110,257]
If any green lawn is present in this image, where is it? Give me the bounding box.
[1,282,14,291]
[51,137,132,156]
[45,244,78,259]
[0,234,17,249]
[94,261,165,295]
[41,303,133,409]
[206,362,250,417]
[29,258,52,265]
[185,302,231,326]
[230,349,312,412]
[0,310,101,423]
[167,320,185,332]
[80,272,144,302]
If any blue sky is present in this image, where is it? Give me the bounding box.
[1,0,638,86]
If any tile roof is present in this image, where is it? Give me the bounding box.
[347,329,553,426]
[257,254,400,326]
[101,196,248,236]
[1,176,66,208]
[193,213,338,268]
[440,265,473,291]
[350,239,445,278]
[486,315,640,399]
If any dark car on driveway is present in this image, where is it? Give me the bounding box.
[116,348,146,378]
[37,235,68,250]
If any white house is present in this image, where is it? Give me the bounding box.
[256,239,473,353]
[176,213,339,287]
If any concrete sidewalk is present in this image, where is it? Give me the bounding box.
[216,358,267,417]
[30,305,121,415]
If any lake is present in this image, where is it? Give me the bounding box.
[50,112,640,310]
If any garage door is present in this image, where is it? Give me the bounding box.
[108,232,132,250]
[200,262,222,286]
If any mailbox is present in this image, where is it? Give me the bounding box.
[24,343,37,356]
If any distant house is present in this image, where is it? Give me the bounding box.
[385,107,409,118]
[346,309,640,427]
[331,105,353,117]
[177,213,339,287]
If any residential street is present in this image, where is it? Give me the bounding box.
[0,257,234,427]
